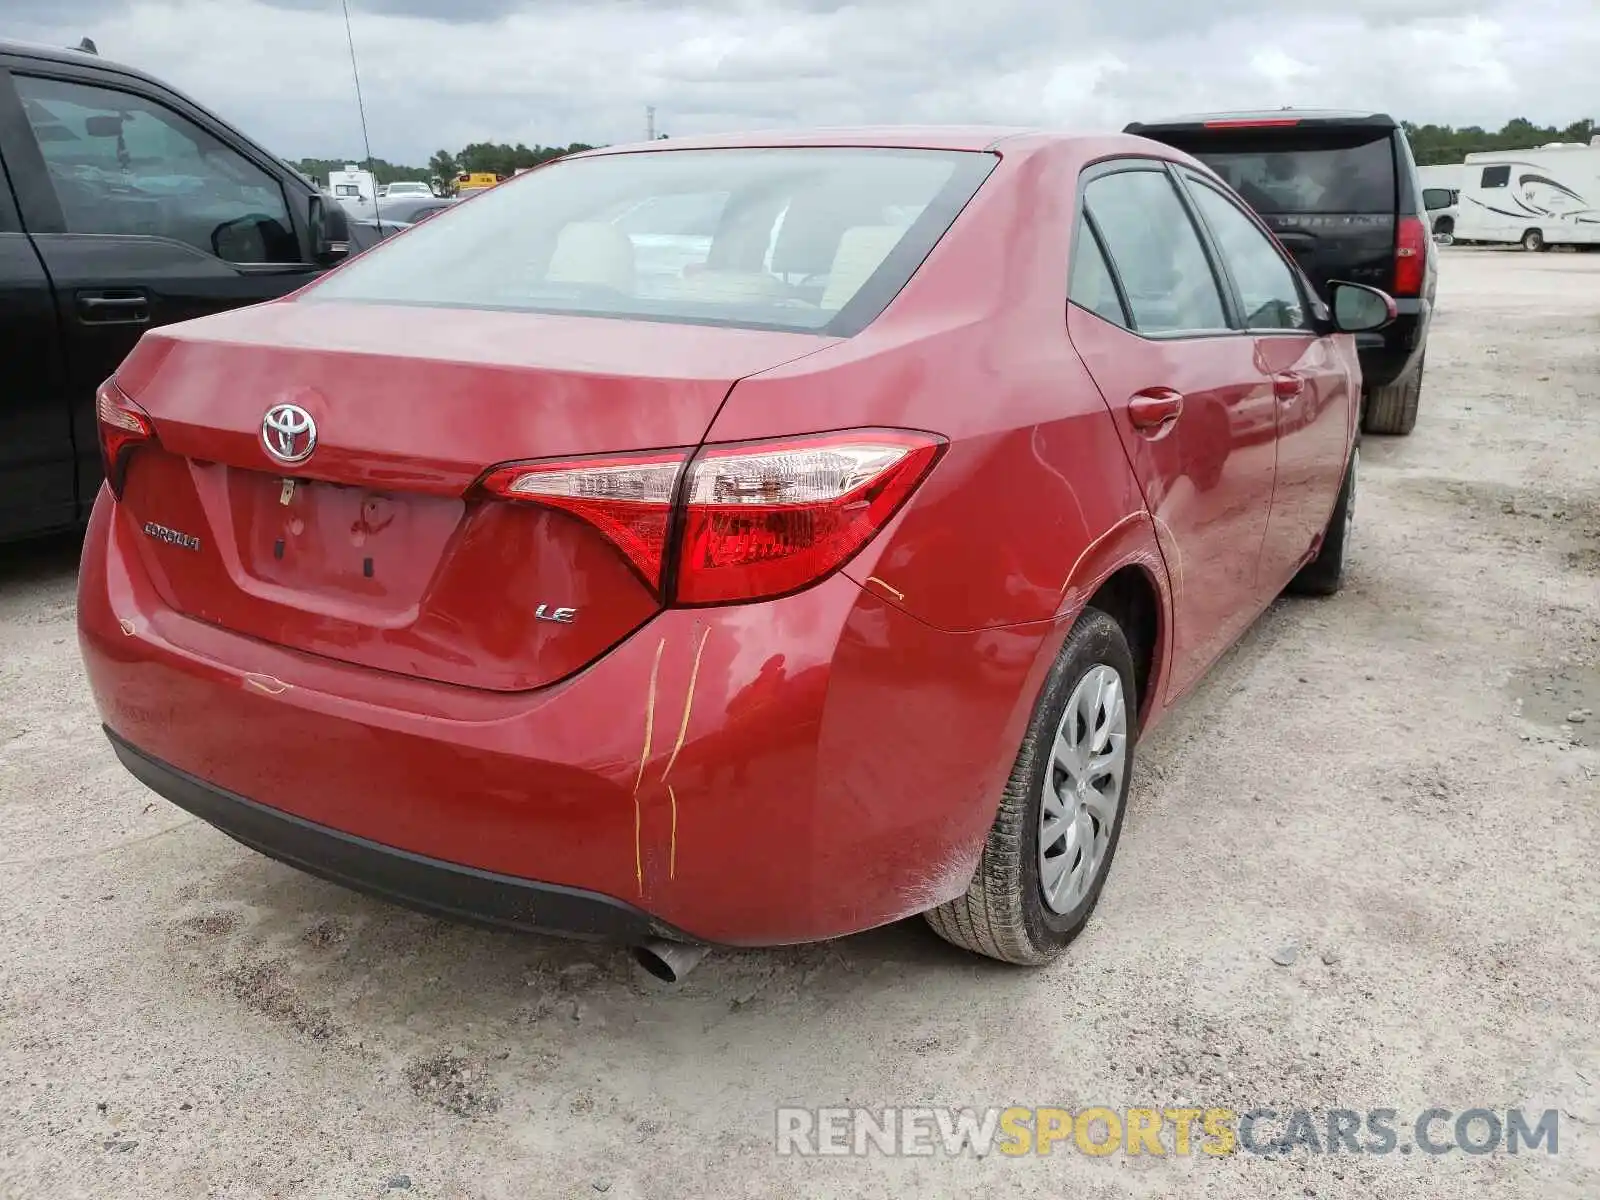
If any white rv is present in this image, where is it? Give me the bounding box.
[1453,139,1600,250]
[326,164,378,210]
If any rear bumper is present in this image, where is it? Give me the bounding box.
[78,490,1049,946]
[1356,298,1430,390]
[107,727,680,944]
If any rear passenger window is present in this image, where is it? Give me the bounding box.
[1185,180,1308,331]
[1084,170,1228,335]
[1068,220,1128,327]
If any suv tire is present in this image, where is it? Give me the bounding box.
[1362,352,1423,436]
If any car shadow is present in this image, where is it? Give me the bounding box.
[159,836,1033,1098]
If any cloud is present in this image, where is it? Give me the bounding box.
[9,0,1596,166]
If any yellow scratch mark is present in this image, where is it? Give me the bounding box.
[659,627,710,785]
[243,673,290,696]
[633,638,665,896]
[865,576,905,601]
[668,783,678,880]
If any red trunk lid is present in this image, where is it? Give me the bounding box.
[113,300,834,691]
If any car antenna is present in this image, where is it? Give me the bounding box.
[339,0,383,236]
[77,37,99,55]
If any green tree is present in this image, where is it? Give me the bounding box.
[1402,116,1597,165]
[427,149,459,186]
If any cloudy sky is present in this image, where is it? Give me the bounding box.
[10,0,1597,167]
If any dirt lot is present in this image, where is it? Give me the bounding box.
[2,249,1597,1199]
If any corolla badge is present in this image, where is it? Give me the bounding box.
[262,403,317,464]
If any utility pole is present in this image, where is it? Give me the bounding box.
[646,105,656,142]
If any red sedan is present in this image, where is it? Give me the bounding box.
[78,127,1395,977]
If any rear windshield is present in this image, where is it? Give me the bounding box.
[306,146,995,335]
[1172,131,1397,215]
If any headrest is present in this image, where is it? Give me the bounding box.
[546,222,636,293]
[821,226,904,311]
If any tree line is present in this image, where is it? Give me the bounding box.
[1403,117,1595,165]
[295,140,616,191]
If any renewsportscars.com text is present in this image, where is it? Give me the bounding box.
[775,1106,1561,1158]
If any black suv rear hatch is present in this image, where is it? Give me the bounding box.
[1126,112,1402,298]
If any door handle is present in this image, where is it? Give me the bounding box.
[1128,388,1185,431]
[76,291,150,325]
[1273,373,1305,401]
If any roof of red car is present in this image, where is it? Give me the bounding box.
[581,126,1048,154]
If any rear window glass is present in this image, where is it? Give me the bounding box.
[306,147,995,335]
[1180,132,1397,215]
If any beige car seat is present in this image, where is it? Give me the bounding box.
[546,222,637,293]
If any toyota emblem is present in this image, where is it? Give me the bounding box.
[262,403,317,465]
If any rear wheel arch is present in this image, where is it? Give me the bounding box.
[1083,564,1162,726]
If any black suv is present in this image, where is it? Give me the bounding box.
[0,39,378,543]
[1126,109,1436,436]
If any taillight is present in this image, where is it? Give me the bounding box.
[96,378,154,499]
[674,432,942,605]
[1394,215,1427,296]
[480,452,686,590]
[478,429,944,605]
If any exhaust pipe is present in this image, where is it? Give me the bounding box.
[633,939,709,983]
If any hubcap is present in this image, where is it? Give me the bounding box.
[1039,664,1128,914]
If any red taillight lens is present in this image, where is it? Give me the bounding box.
[96,378,154,499]
[1394,215,1427,297]
[479,430,944,606]
[674,431,943,606]
[479,452,687,590]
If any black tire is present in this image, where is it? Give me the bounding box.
[924,608,1136,965]
[1522,228,1545,252]
[1289,446,1356,597]
[1362,352,1424,436]
[1432,215,1454,237]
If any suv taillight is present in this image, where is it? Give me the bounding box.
[95,378,155,499]
[1394,215,1427,297]
[480,430,944,604]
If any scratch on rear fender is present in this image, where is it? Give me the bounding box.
[865,576,905,601]
[243,673,291,696]
[633,638,666,896]
[887,842,984,923]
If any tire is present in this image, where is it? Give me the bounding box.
[1362,352,1424,436]
[1522,229,1545,252]
[1288,446,1356,597]
[924,608,1136,965]
[1433,215,1454,237]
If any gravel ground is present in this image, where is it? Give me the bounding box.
[1,248,1597,1200]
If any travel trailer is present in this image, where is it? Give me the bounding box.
[1453,139,1600,250]
[327,163,378,208]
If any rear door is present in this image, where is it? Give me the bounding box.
[1129,119,1400,300]
[1066,161,1280,703]
[1175,168,1354,588]
[0,145,73,540]
[0,62,320,517]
